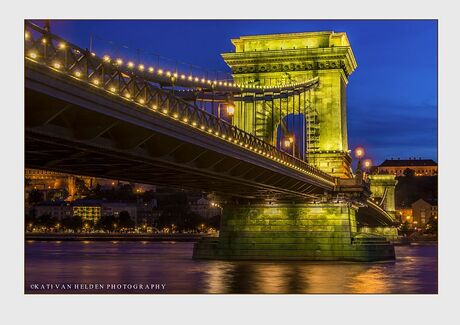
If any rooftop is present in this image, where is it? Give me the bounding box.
[230,31,351,52]
[379,159,437,167]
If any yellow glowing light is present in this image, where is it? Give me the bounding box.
[29,52,37,59]
[74,71,81,77]
[25,32,29,39]
[103,55,111,62]
[53,62,61,69]
[183,118,188,123]
[188,75,193,81]
[284,139,291,148]
[41,38,47,44]
[93,79,99,85]
[127,61,134,68]
[201,78,206,83]
[148,67,154,73]
[166,71,171,77]
[152,105,157,110]
[192,122,197,126]
[218,81,222,86]
[158,69,164,75]
[58,42,66,49]
[207,80,212,84]
[363,159,372,168]
[194,77,199,82]
[116,58,123,65]
[226,105,235,116]
[139,99,145,104]
[173,113,179,119]
[355,147,365,158]
[162,109,168,114]
[125,93,131,99]
[181,74,186,80]
[173,73,178,78]
[224,82,228,86]
[91,52,96,56]
[138,64,145,71]
[110,87,116,92]
[200,125,206,130]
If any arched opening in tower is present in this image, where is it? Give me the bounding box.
[275,113,306,161]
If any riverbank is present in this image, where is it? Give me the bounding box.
[25,232,211,242]
[392,235,437,246]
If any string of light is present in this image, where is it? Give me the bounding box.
[24,30,335,186]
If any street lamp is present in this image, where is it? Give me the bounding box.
[284,138,292,148]
[354,147,365,178]
[355,147,365,159]
[226,104,235,117]
[363,159,372,172]
[284,135,295,157]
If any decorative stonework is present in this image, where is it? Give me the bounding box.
[230,59,349,75]
[222,31,357,179]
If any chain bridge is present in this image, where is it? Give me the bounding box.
[24,21,397,261]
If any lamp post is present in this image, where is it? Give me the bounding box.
[226,104,235,123]
[363,159,372,173]
[284,135,295,157]
[354,147,365,180]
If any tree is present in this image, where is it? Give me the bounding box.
[28,189,44,205]
[403,168,415,178]
[75,177,90,198]
[35,214,57,229]
[399,221,412,237]
[118,211,135,229]
[61,216,83,231]
[180,212,203,231]
[117,184,135,201]
[88,184,103,199]
[425,217,438,235]
[96,214,117,231]
[208,215,222,230]
[50,188,68,201]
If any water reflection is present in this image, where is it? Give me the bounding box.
[25,241,437,294]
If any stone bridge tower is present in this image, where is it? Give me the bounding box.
[222,31,357,179]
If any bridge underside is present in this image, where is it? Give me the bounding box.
[25,66,334,202]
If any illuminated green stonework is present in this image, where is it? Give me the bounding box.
[222,31,357,178]
[368,174,398,217]
[362,174,399,240]
[194,203,395,261]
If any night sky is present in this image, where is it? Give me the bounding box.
[33,20,437,165]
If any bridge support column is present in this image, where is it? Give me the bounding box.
[194,203,395,261]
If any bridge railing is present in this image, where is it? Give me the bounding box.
[24,21,336,187]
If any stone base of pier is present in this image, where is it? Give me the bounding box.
[193,203,395,262]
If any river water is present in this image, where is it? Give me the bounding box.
[25,241,437,294]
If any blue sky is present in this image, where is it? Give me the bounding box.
[33,20,437,165]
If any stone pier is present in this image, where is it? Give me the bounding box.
[194,203,395,261]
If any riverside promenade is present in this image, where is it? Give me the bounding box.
[25,232,210,242]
